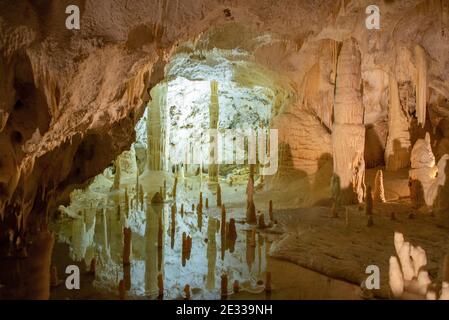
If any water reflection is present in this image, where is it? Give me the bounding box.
[52,178,268,299]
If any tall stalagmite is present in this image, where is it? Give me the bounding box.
[147,84,168,171]
[332,38,365,204]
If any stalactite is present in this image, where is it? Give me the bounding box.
[172,177,178,199]
[385,75,411,170]
[146,84,167,171]
[415,45,427,127]
[332,38,365,204]
[112,159,121,190]
[373,170,386,203]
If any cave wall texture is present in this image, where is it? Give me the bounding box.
[1,0,449,238]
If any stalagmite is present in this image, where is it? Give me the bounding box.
[163,180,166,199]
[146,84,167,171]
[184,284,191,300]
[197,202,203,231]
[265,272,272,292]
[89,257,96,276]
[186,235,192,260]
[233,280,240,294]
[258,214,266,228]
[216,183,222,207]
[332,38,365,204]
[385,76,411,170]
[123,227,132,265]
[209,80,219,183]
[50,266,62,287]
[205,198,209,209]
[409,133,449,209]
[366,186,374,226]
[151,192,164,204]
[373,170,386,203]
[180,203,184,217]
[182,232,187,267]
[415,45,427,127]
[192,203,195,211]
[221,274,228,299]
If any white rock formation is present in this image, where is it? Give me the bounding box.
[389,232,448,300]
[332,38,365,204]
[409,133,449,207]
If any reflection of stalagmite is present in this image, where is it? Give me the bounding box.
[415,45,427,127]
[269,200,273,222]
[385,76,411,170]
[119,280,126,300]
[124,264,131,290]
[246,165,257,224]
[172,177,178,199]
[227,218,237,253]
[233,280,240,294]
[209,80,219,183]
[216,183,222,207]
[246,230,256,272]
[221,274,228,299]
[206,218,217,290]
[221,205,226,260]
[89,257,96,276]
[265,272,272,292]
[373,170,386,203]
[171,204,176,249]
[123,227,132,265]
[332,38,365,204]
[145,202,159,296]
[409,133,449,208]
[158,273,164,298]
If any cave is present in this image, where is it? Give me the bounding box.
[1,0,449,302]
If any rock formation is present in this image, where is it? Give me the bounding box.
[389,232,448,300]
[332,38,365,204]
[409,133,449,209]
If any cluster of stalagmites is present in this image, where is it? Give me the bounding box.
[389,232,449,300]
